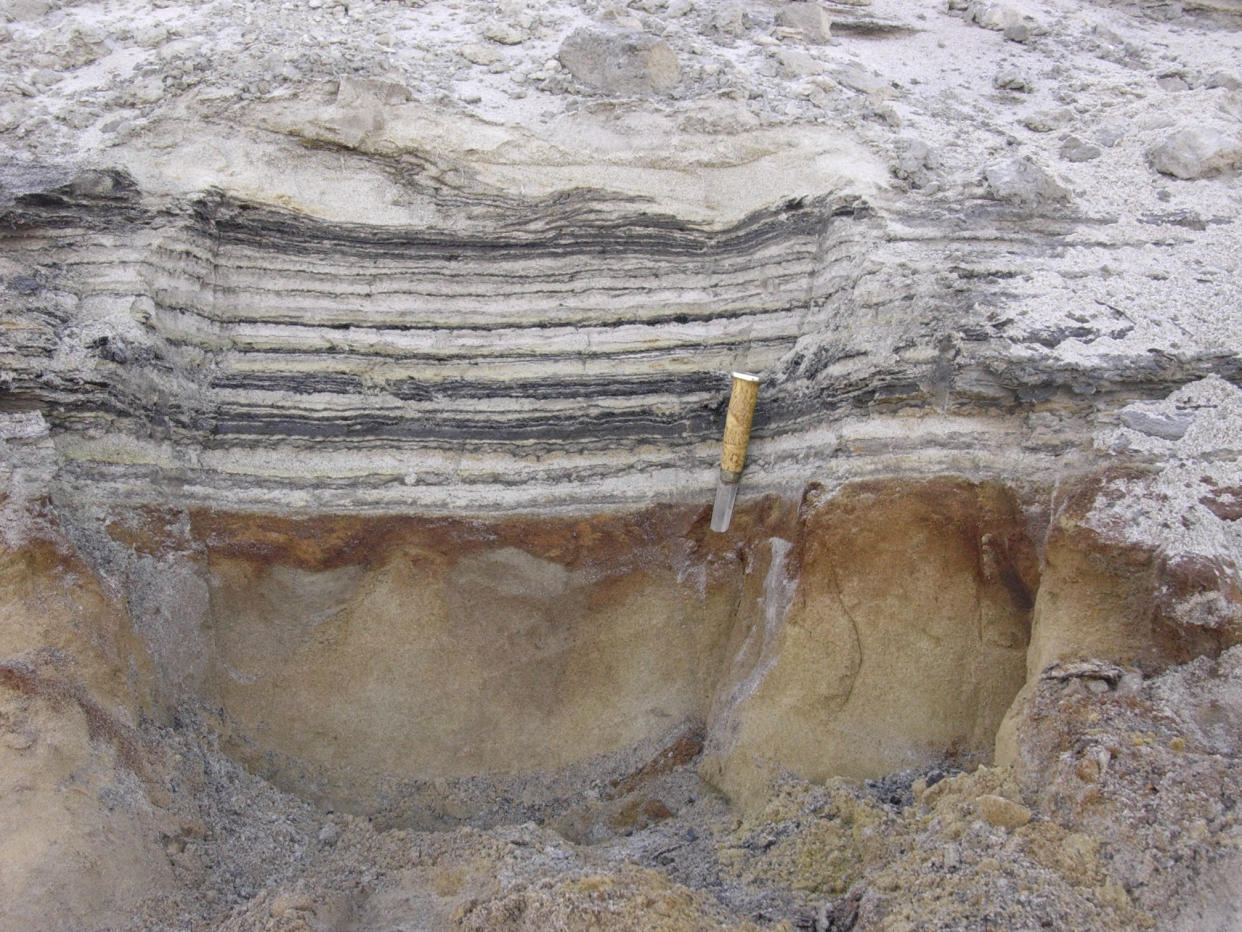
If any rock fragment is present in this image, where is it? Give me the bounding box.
[4,0,50,22]
[1204,70,1242,91]
[1040,660,1124,688]
[942,843,962,870]
[483,21,528,46]
[1021,108,1071,133]
[461,43,503,66]
[967,2,1046,41]
[774,47,819,78]
[336,76,411,107]
[834,63,893,98]
[311,77,412,148]
[7,274,40,295]
[1060,136,1102,162]
[1119,408,1192,440]
[1157,72,1190,92]
[994,68,1032,92]
[984,156,1069,206]
[1003,21,1032,43]
[975,794,1032,830]
[1148,126,1242,179]
[61,169,137,200]
[894,138,939,187]
[557,27,680,96]
[712,3,748,37]
[777,2,833,44]
[1096,123,1126,147]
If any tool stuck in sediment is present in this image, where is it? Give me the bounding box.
[710,371,761,533]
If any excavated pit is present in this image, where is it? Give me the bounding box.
[6,466,1240,930]
[150,478,1038,824]
[11,475,1212,826]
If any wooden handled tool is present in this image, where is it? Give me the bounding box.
[710,371,760,532]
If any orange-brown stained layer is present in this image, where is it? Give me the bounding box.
[103,505,196,557]
[792,476,1041,606]
[95,497,800,577]
[1,522,163,725]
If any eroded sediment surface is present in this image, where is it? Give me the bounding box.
[3,0,1242,928]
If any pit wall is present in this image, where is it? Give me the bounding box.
[0,503,172,930]
[5,474,1238,827]
[174,480,1039,820]
[701,479,1038,810]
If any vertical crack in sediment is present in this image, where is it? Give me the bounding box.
[824,541,862,709]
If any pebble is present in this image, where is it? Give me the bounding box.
[1003,21,1032,43]
[969,2,1013,30]
[30,69,62,89]
[135,25,170,48]
[128,78,166,105]
[1076,755,1101,783]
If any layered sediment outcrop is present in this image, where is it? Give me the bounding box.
[4,155,1240,512]
[3,0,1242,927]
